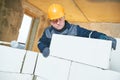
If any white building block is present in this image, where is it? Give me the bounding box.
[0,72,33,80]
[50,34,112,69]
[0,45,26,73]
[35,53,71,80]
[36,76,49,80]
[69,62,120,80]
[110,38,120,72]
[22,50,38,74]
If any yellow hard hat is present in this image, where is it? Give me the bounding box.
[48,4,65,20]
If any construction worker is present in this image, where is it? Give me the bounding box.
[38,3,117,57]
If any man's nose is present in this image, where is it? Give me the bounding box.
[56,19,60,24]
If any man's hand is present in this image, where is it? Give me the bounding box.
[42,47,50,57]
[99,35,117,50]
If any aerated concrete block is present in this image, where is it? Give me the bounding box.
[35,53,71,80]
[0,45,26,73]
[110,38,120,72]
[69,62,120,80]
[22,50,38,74]
[0,72,33,80]
[50,34,112,69]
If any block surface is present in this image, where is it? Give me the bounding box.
[69,62,120,80]
[35,54,71,80]
[0,45,26,73]
[0,72,33,80]
[110,38,120,72]
[22,50,38,74]
[50,34,112,69]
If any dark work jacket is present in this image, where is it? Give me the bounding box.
[38,21,106,53]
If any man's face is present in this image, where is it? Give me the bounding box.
[50,17,65,30]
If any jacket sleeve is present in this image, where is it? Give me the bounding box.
[37,30,49,53]
[76,25,117,50]
[76,25,106,38]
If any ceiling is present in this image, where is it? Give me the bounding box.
[26,0,120,22]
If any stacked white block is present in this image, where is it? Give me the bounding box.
[22,50,38,74]
[36,76,46,80]
[0,72,33,80]
[110,38,120,72]
[50,34,112,69]
[0,45,26,73]
[0,36,120,80]
[35,54,71,80]
[69,62,120,80]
